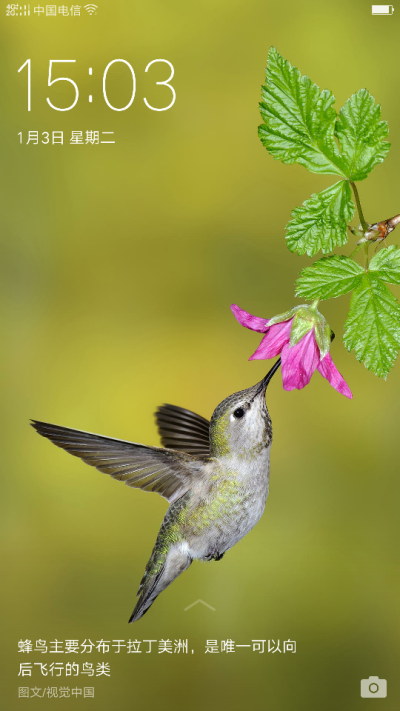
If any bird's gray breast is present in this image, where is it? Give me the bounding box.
[185,446,271,559]
[228,447,271,534]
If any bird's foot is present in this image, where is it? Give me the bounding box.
[204,550,224,562]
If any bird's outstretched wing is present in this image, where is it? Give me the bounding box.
[31,420,202,504]
[154,404,210,457]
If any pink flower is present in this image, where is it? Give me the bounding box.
[231,303,352,399]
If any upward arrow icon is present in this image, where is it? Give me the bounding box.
[184,599,216,612]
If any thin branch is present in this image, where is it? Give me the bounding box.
[364,243,369,270]
[350,182,368,233]
[349,243,363,260]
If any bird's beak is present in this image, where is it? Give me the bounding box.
[252,357,281,398]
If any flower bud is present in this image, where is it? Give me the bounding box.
[295,303,331,359]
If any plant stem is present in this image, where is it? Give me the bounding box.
[364,243,369,270]
[349,243,363,260]
[350,182,368,233]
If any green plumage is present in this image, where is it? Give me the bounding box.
[139,493,191,582]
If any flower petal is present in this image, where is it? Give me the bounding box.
[317,353,353,399]
[281,329,319,391]
[231,304,270,333]
[249,319,293,360]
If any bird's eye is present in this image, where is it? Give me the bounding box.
[233,407,245,419]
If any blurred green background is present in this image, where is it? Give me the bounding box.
[1,1,400,709]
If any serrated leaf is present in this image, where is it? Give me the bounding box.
[369,244,400,285]
[335,89,390,181]
[343,273,400,377]
[259,47,346,177]
[296,255,364,300]
[286,181,355,256]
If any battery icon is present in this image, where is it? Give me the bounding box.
[372,5,394,13]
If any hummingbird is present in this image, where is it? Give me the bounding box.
[31,358,280,622]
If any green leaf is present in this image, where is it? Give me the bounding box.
[343,273,400,378]
[259,50,390,185]
[286,181,355,256]
[259,47,346,177]
[335,89,390,181]
[369,244,400,285]
[296,255,364,300]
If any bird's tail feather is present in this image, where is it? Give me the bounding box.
[129,544,192,623]
[129,570,164,623]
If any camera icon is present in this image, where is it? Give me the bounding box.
[360,676,387,698]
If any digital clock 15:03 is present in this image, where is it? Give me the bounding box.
[17,59,176,112]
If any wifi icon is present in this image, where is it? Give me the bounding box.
[84,4,98,14]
